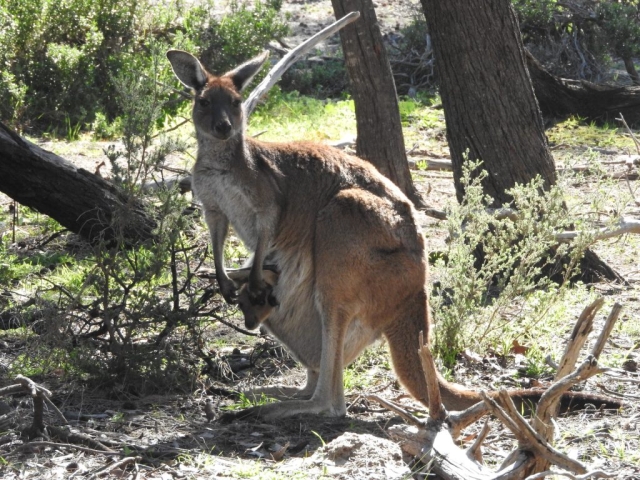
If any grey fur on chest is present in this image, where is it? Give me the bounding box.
[192,143,260,248]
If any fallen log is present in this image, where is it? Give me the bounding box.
[527,52,640,127]
[0,122,156,245]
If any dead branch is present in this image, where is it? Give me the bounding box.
[525,471,617,480]
[243,11,361,117]
[1,375,118,453]
[555,217,640,243]
[466,418,490,464]
[374,300,622,479]
[418,331,446,421]
[448,401,491,438]
[366,394,424,428]
[427,202,640,246]
[556,298,603,379]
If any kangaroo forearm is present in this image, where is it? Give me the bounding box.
[249,235,268,286]
[204,211,231,283]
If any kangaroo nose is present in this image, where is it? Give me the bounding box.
[215,121,232,136]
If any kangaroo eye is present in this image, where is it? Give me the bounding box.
[232,99,241,108]
[199,98,210,108]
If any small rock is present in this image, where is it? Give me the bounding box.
[622,357,637,372]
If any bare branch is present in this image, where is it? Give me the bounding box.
[465,418,490,464]
[494,390,588,475]
[367,395,425,428]
[448,401,490,439]
[243,11,361,116]
[555,217,640,243]
[556,298,603,380]
[419,331,446,421]
[591,303,622,359]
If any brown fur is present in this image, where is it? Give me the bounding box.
[167,50,621,419]
[236,270,279,330]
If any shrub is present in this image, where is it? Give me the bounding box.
[0,0,288,134]
[280,58,349,98]
[179,0,289,76]
[513,0,640,82]
[431,161,593,367]
[5,45,216,392]
[0,0,142,131]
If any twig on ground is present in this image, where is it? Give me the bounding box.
[12,441,122,456]
[616,114,640,154]
[597,383,640,400]
[525,470,617,480]
[87,456,141,480]
[367,395,424,428]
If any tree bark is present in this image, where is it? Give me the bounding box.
[420,1,620,282]
[420,0,557,206]
[528,52,640,126]
[330,0,425,207]
[0,122,156,245]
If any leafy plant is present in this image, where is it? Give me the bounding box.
[222,392,276,411]
[513,0,640,82]
[431,160,593,367]
[0,0,288,134]
[179,0,288,77]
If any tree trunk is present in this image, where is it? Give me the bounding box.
[330,0,424,207]
[622,56,640,86]
[0,122,156,245]
[420,0,556,206]
[528,52,640,126]
[420,1,620,282]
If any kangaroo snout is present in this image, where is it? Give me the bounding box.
[214,120,232,138]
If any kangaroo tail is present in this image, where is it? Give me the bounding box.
[384,289,624,413]
[384,288,484,410]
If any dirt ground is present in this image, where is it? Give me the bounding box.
[1,1,640,479]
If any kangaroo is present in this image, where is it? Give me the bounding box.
[236,270,279,330]
[166,50,621,420]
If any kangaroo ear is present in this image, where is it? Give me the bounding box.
[225,51,270,92]
[166,50,208,91]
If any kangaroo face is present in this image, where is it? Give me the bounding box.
[166,50,269,142]
[194,78,244,141]
[237,284,275,330]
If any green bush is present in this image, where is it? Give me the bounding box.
[0,0,288,134]
[279,57,348,98]
[513,0,640,81]
[0,0,142,131]
[183,0,289,75]
[596,1,640,61]
[431,161,592,367]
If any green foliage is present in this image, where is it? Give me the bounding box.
[223,392,276,411]
[431,160,593,367]
[5,52,215,393]
[0,0,142,130]
[512,0,640,80]
[280,57,348,98]
[180,0,288,76]
[512,0,557,29]
[596,1,640,59]
[0,0,287,134]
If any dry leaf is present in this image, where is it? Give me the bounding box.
[510,339,529,355]
[270,441,290,461]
